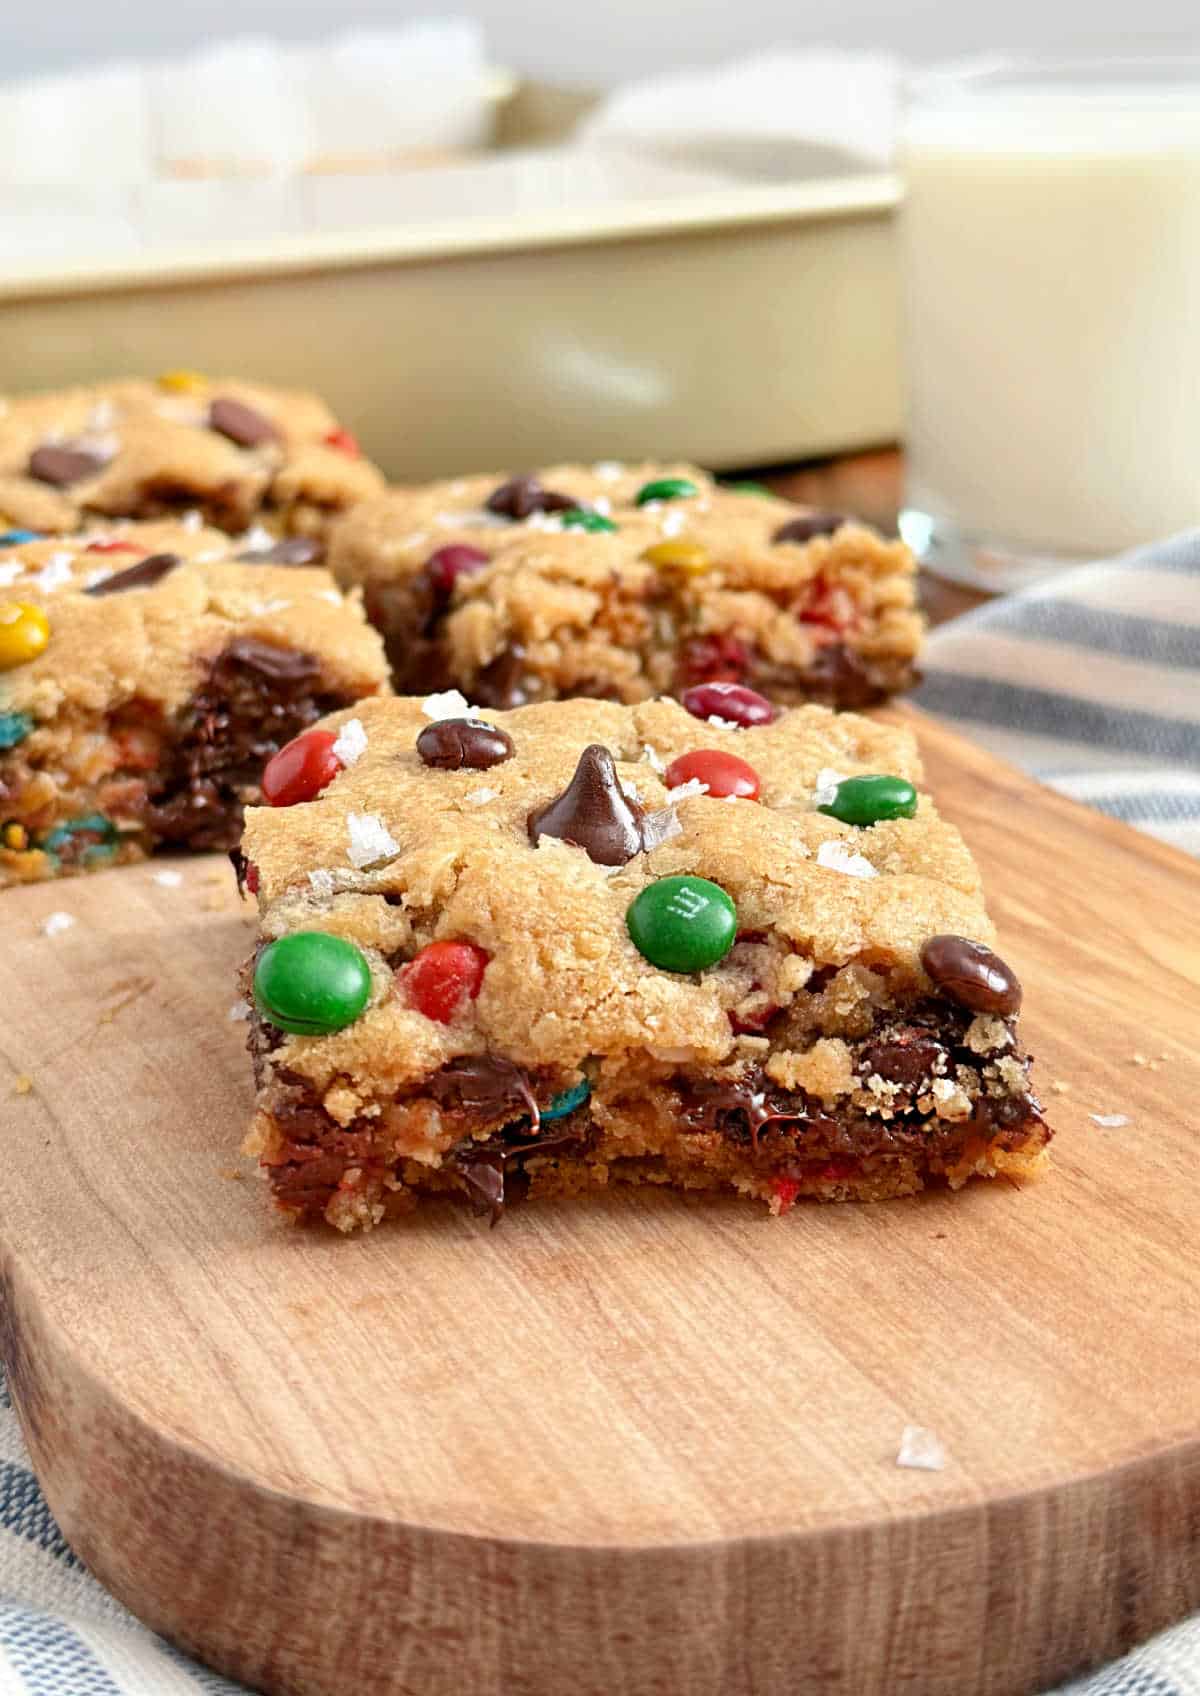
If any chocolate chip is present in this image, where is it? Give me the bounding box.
[528,744,647,867]
[798,642,884,710]
[454,1147,506,1223]
[28,444,107,487]
[859,1025,948,1091]
[85,552,181,596]
[773,513,845,545]
[209,397,279,448]
[222,637,321,683]
[430,1056,540,1126]
[921,935,1022,1018]
[238,537,324,565]
[472,646,531,709]
[417,717,514,771]
[485,475,577,520]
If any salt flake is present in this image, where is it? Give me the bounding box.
[705,715,739,731]
[422,689,471,721]
[32,551,76,593]
[239,523,275,553]
[317,589,343,606]
[152,869,183,887]
[346,812,400,869]
[331,717,368,767]
[664,778,708,804]
[308,869,336,898]
[816,839,877,879]
[640,743,666,775]
[464,787,498,806]
[180,510,203,533]
[0,563,22,587]
[813,767,847,808]
[658,508,686,538]
[592,460,623,481]
[1089,1113,1130,1128]
[40,911,75,937]
[896,1425,946,1472]
[227,1001,251,1022]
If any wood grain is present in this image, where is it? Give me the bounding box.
[1,708,1198,1696]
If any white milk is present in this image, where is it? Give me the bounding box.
[901,72,1200,569]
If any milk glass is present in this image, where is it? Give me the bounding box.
[899,58,1200,589]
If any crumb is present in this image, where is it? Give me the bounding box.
[896,1425,946,1471]
[1131,1053,1149,1067]
[219,1167,245,1181]
[1089,1113,1129,1128]
[13,1075,32,1095]
[1050,1079,1070,1094]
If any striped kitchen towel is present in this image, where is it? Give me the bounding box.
[916,528,1200,858]
[1,533,1198,1694]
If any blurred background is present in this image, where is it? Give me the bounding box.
[3,0,1196,81]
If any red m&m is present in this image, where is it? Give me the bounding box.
[261,728,342,807]
[664,749,761,801]
[85,540,140,553]
[324,427,361,457]
[681,681,776,729]
[399,940,490,1023]
[425,544,490,597]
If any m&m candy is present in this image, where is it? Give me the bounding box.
[626,875,737,974]
[254,932,372,1035]
[261,729,342,807]
[817,774,917,826]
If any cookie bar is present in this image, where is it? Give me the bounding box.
[328,462,922,709]
[239,692,1046,1232]
[0,520,389,885]
[0,374,384,539]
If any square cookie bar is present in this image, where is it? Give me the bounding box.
[0,374,384,539]
[328,462,922,710]
[239,692,1046,1232]
[0,520,389,885]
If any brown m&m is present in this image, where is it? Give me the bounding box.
[417,718,514,771]
[921,935,1022,1017]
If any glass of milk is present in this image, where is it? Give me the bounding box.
[899,57,1200,589]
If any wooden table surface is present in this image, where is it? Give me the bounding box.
[764,449,989,629]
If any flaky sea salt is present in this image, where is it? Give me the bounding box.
[658,508,686,538]
[180,510,203,533]
[346,812,400,869]
[422,689,472,721]
[82,569,114,589]
[813,767,847,808]
[317,589,343,606]
[664,778,708,804]
[640,743,666,775]
[816,839,877,879]
[227,1001,251,1022]
[705,715,739,731]
[592,495,613,516]
[250,598,292,615]
[896,1425,946,1472]
[40,911,75,937]
[642,807,683,846]
[32,551,76,593]
[332,717,368,767]
[464,787,498,806]
[1089,1113,1130,1128]
[525,511,564,533]
[308,869,336,898]
[592,460,623,481]
[0,562,23,587]
[239,523,275,553]
[152,869,183,887]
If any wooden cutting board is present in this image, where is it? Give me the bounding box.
[2,708,1198,1696]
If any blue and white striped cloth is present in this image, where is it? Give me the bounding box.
[1,533,1198,1694]
[918,529,1200,859]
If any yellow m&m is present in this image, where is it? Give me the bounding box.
[157,369,207,394]
[0,603,50,669]
[641,539,711,576]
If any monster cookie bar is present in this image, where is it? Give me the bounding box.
[0,373,384,539]
[0,521,388,885]
[328,462,922,709]
[239,689,1045,1231]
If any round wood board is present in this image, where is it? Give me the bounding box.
[2,711,1199,1696]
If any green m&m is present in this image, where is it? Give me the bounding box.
[626,875,737,974]
[253,931,372,1035]
[560,509,617,533]
[721,480,772,497]
[818,774,917,827]
[635,477,699,507]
